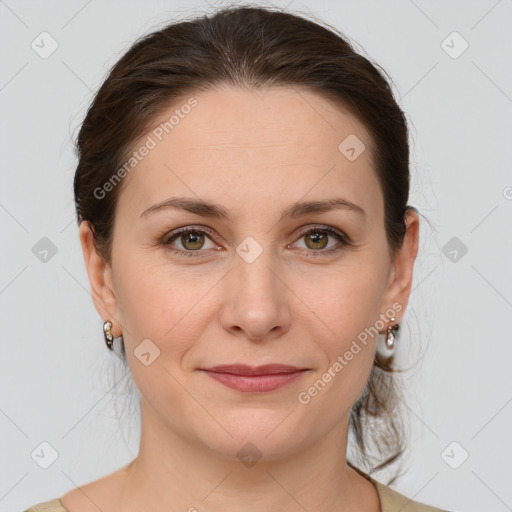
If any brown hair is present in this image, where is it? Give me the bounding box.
[74,5,415,483]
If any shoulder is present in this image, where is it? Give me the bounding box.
[371,478,453,512]
[23,498,68,512]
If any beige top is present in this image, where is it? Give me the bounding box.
[23,475,451,511]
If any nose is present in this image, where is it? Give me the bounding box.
[219,249,292,342]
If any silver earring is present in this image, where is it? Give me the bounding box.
[385,317,400,350]
[103,320,114,350]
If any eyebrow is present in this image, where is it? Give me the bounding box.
[140,196,366,221]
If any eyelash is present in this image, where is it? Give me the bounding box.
[161,225,350,258]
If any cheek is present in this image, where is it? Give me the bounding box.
[300,262,384,398]
[114,257,215,360]
[297,276,380,423]
[310,262,386,345]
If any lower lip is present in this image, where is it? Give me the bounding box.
[201,370,307,392]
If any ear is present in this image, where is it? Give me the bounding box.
[79,221,123,337]
[380,208,420,322]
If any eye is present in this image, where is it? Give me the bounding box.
[290,225,348,256]
[161,225,350,258]
[162,227,218,257]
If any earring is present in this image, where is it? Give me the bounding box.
[385,317,400,350]
[103,320,114,350]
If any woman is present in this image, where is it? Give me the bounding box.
[25,5,453,512]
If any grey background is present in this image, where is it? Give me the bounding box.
[1,0,511,511]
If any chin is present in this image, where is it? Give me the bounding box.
[193,411,310,464]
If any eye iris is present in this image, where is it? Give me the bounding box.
[305,231,328,250]
[181,231,204,250]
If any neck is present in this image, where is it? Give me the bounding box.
[115,399,380,512]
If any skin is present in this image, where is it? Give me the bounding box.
[66,85,419,512]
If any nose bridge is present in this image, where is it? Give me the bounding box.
[233,235,283,304]
[220,234,291,339]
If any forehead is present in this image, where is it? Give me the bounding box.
[117,85,382,222]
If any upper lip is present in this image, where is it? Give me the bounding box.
[201,364,307,376]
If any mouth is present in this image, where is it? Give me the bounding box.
[198,364,309,392]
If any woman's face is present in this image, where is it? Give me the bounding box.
[81,85,418,462]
